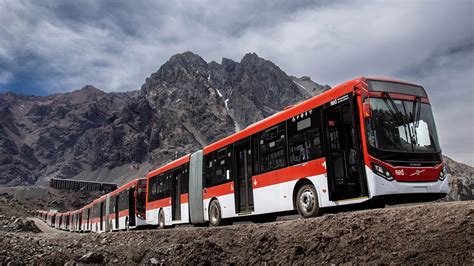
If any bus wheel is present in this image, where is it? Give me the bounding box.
[158,209,165,229]
[209,200,223,227]
[296,184,322,218]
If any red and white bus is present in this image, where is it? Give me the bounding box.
[69,210,82,232]
[91,196,107,233]
[81,203,93,232]
[106,178,148,231]
[146,77,448,226]
[146,156,190,227]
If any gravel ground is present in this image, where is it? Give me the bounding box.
[0,201,472,264]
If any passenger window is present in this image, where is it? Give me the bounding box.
[181,164,189,194]
[288,108,323,165]
[204,153,214,188]
[214,146,232,186]
[259,122,287,173]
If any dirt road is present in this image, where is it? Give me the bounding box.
[1,201,472,264]
[27,218,66,234]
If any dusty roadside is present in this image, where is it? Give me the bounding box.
[0,201,472,264]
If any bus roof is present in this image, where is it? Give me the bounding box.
[203,77,361,154]
[364,76,422,87]
[109,178,139,196]
[147,154,190,178]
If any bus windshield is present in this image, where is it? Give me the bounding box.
[366,97,440,153]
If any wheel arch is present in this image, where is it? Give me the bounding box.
[292,178,321,210]
[208,197,219,211]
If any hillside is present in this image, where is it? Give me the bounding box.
[0,201,472,264]
[0,52,325,186]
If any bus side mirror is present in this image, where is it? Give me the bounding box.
[363,102,371,118]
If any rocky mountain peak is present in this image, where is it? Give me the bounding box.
[167,51,208,69]
[77,85,104,94]
[240,52,260,63]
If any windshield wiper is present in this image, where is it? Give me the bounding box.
[413,96,422,128]
[382,93,402,124]
[383,92,413,151]
[411,96,422,146]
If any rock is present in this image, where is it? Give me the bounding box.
[78,252,104,264]
[150,257,159,265]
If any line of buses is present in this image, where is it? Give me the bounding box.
[35,77,449,232]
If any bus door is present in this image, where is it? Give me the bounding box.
[129,188,136,226]
[100,202,104,231]
[172,169,182,220]
[322,94,367,201]
[234,138,254,213]
[114,195,119,229]
[87,209,90,230]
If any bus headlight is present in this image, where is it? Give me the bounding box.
[372,163,394,181]
[439,166,447,181]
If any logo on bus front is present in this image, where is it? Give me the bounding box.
[395,169,405,176]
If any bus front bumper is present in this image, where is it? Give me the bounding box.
[366,166,449,199]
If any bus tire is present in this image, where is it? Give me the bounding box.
[158,209,165,229]
[296,184,322,218]
[209,200,224,227]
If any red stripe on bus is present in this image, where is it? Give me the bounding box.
[203,182,233,200]
[147,193,189,210]
[119,209,129,218]
[147,197,172,209]
[252,158,326,189]
[180,193,189,204]
[203,158,327,199]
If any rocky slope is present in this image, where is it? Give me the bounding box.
[0,86,156,185]
[0,201,472,264]
[0,52,325,186]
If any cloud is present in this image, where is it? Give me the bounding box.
[0,0,472,164]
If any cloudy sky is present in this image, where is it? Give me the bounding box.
[0,0,473,164]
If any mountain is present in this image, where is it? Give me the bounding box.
[0,52,326,186]
[0,85,158,185]
[0,51,471,202]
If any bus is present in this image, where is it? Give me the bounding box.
[91,196,107,233]
[146,77,448,226]
[81,203,93,232]
[106,178,148,231]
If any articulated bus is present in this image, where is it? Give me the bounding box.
[146,77,448,226]
[86,179,148,233]
[106,178,148,231]
[37,77,447,230]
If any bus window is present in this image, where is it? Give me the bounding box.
[288,108,323,165]
[181,163,189,194]
[214,146,232,185]
[259,122,288,173]
[204,153,214,188]
[148,175,158,202]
